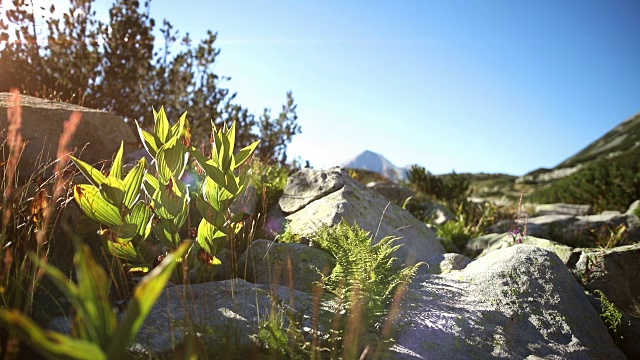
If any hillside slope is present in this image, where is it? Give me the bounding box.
[519,111,640,184]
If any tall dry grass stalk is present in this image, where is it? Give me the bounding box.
[3,89,24,229]
[34,111,82,247]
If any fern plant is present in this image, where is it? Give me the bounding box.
[311,220,423,357]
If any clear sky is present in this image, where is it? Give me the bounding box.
[28,1,640,175]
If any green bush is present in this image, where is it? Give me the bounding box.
[530,159,640,213]
[406,165,469,208]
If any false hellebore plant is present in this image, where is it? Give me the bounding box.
[70,107,259,279]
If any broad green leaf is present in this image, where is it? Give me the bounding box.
[143,173,159,197]
[107,241,139,262]
[223,172,240,195]
[110,142,124,180]
[70,156,107,187]
[154,106,171,143]
[202,177,234,210]
[122,157,147,208]
[197,219,227,256]
[136,122,159,158]
[156,135,188,183]
[99,177,126,209]
[171,111,187,138]
[234,140,260,170]
[126,202,153,238]
[74,241,118,346]
[211,124,223,166]
[152,218,180,248]
[74,184,122,227]
[107,241,191,358]
[102,223,138,242]
[0,309,107,360]
[227,121,236,156]
[190,149,226,187]
[153,178,188,220]
[195,195,227,228]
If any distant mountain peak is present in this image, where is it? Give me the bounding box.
[340,150,408,182]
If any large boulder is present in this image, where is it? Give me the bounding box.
[466,233,574,262]
[567,242,640,311]
[0,93,139,179]
[279,168,445,264]
[392,245,625,359]
[238,240,336,293]
[135,278,332,356]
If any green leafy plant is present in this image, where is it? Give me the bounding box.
[311,220,423,357]
[436,201,494,253]
[0,232,190,360]
[70,142,151,266]
[594,290,623,344]
[406,165,470,208]
[256,299,309,359]
[189,120,259,262]
[71,107,259,282]
[590,224,630,249]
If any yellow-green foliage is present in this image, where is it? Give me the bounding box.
[313,220,422,326]
[0,235,190,360]
[595,290,623,342]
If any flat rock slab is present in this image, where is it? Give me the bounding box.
[393,245,624,359]
[135,278,332,355]
[279,167,344,213]
[281,168,445,264]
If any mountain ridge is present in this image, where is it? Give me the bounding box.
[339,150,409,182]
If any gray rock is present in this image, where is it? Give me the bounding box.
[490,212,640,247]
[238,240,336,293]
[135,278,332,356]
[535,203,594,216]
[625,200,640,215]
[366,181,415,204]
[281,168,445,264]
[567,242,640,311]
[279,167,344,213]
[587,293,640,359]
[425,202,456,225]
[230,185,257,216]
[0,93,138,180]
[467,233,574,262]
[392,245,625,359]
[422,253,472,275]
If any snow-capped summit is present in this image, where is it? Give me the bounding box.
[340,150,408,182]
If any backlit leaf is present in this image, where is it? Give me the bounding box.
[74,184,121,227]
[71,156,107,187]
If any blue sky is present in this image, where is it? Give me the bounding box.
[42,1,640,174]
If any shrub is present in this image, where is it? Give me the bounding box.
[436,201,499,253]
[406,165,470,209]
[530,160,640,213]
